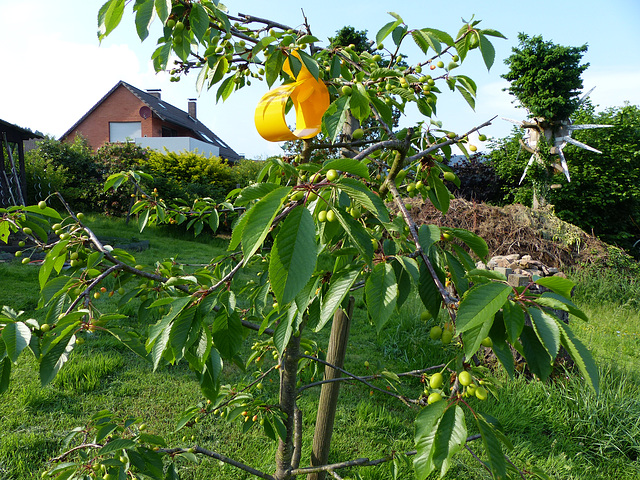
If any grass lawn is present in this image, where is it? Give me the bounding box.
[1,215,639,479]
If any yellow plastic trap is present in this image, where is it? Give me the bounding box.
[254,51,330,142]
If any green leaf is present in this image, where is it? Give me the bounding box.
[212,309,243,360]
[502,300,525,343]
[264,50,285,87]
[428,173,450,214]
[39,332,75,386]
[273,309,294,355]
[324,159,369,180]
[376,20,402,46]
[557,321,599,394]
[444,251,469,295]
[411,30,431,55]
[370,95,393,127]
[0,357,10,394]
[432,405,467,477]
[198,348,223,401]
[456,85,475,110]
[189,3,209,42]
[134,0,154,41]
[154,0,171,23]
[365,263,398,332]
[315,266,361,332]
[269,206,317,305]
[456,282,512,335]
[298,50,319,80]
[216,75,236,102]
[241,186,291,264]
[333,177,389,222]
[462,315,493,360]
[418,225,440,253]
[478,33,496,71]
[490,313,514,377]
[39,239,69,289]
[2,322,31,363]
[414,401,447,479]
[413,30,441,55]
[539,292,588,322]
[98,439,137,455]
[529,307,560,358]
[422,28,455,47]
[448,228,488,260]
[476,414,507,479]
[98,0,125,42]
[418,259,441,320]
[479,28,507,39]
[235,183,282,206]
[168,307,197,360]
[349,83,371,122]
[331,207,374,262]
[323,96,351,144]
[0,221,9,244]
[520,325,552,381]
[534,276,575,299]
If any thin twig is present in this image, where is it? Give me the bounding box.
[299,355,418,405]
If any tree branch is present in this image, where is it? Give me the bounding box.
[162,446,275,480]
[299,355,418,405]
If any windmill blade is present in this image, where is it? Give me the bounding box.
[577,86,596,106]
[519,154,537,185]
[502,117,525,126]
[557,148,571,182]
[563,136,603,154]
[567,124,614,131]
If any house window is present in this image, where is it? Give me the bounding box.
[109,122,141,142]
[162,126,178,137]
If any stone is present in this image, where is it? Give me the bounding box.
[505,254,520,261]
[508,274,530,287]
[494,267,513,276]
[475,261,487,270]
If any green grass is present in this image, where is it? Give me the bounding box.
[1,216,640,479]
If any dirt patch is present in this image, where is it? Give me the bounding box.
[404,197,609,268]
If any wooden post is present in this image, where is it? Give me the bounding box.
[308,296,355,480]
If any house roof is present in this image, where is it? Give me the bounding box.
[60,80,241,161]
[0,118,44,143]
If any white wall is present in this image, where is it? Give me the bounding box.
[135,137,220,158]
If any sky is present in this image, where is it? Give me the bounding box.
[1,0,639,159]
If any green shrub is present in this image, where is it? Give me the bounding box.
[26,136,103,212]
[139,149,235,204]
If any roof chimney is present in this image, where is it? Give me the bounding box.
[147,89,161,99]
[188,99,197,119]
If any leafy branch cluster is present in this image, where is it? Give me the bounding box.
[0,3,602,480]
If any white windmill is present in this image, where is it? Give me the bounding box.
[503,87,613,188]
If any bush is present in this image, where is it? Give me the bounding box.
[24,142,68,205]
[139,149,235,205]
[489,103,640,253]
[25,136,103,212]
[449,154,502,203]
[94,142,151,216]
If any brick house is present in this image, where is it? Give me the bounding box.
[60,80,241,162]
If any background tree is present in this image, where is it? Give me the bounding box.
[0,4,599,480]
[502,33,589,123]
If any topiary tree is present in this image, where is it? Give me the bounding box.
[0,4,599,480]
[502,33,589,123]
[501,34,612,208]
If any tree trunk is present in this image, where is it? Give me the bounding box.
[274,332,303,480]
[308,297,355,480]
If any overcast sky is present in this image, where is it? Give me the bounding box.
[1,0,639,159]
